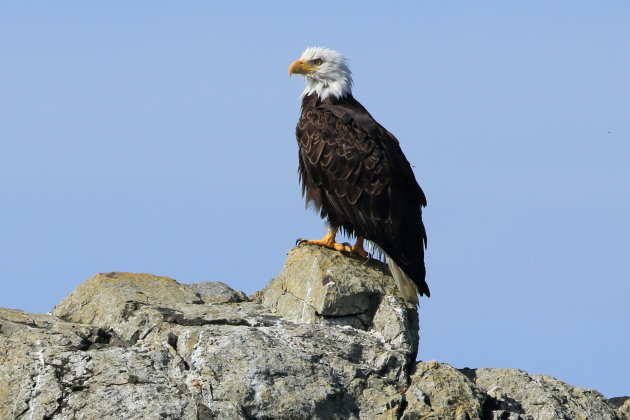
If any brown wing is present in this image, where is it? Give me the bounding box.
[296,97,429,296]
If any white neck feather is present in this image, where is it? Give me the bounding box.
[301,73,353,100]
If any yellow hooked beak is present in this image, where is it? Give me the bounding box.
[288,59,317,77]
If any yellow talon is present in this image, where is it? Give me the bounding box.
[297,229,370,259]
[297,232,352,253]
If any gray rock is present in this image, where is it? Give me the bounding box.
[0,247,624,419]
[0,307,198,419]
[403,361,486,420]
[462,367,619,420]
[252,246,420,360]
[187,281,248,303]
[2,249,415,419]
[403,362,620,420]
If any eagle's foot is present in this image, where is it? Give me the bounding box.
[351,236,370,259]
[296,235,352,253]
[296,233,371,259]
[351,245,370,259]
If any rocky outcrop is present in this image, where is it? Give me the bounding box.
[0,246,625,419]
[251,245,419,361]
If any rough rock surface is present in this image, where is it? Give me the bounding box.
[0,246,625,419]
[251,246,420,360]
[611,398,630,420]
[465,367,619,419]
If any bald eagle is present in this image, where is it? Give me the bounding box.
[289,47,429,302]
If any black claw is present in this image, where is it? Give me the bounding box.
[296,238,307,246]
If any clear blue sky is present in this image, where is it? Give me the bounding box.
[1,2,628,398]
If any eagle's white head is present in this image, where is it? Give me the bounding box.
[288,47,353,101]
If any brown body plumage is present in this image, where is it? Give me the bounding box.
[296,92,430,297]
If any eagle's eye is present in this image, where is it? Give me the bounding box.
[312,58,323,66]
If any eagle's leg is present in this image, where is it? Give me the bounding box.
[351,236,370,259]
[297,227,352,253]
